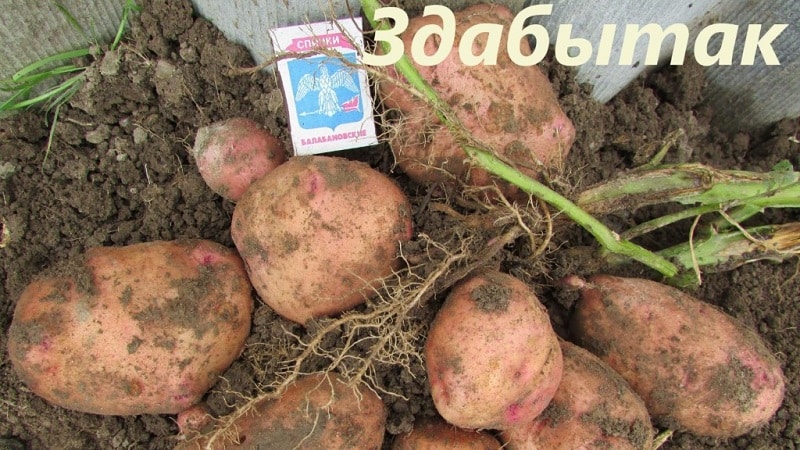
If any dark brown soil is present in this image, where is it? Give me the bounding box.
[1,1,798,449]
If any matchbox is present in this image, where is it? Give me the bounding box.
[270,17,378,155]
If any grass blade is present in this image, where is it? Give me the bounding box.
[10,48,91,82]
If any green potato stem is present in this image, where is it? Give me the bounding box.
[658,222,800,287]
[576,163,800,217]
[360,0,678,277]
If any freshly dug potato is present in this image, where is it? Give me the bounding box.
[425,270,562,430]
[176,373,387,449]
[392,417,502,449]
[502,340,654,450]
[7,240,254,415]
[380,4,575,199]
[568,275,785,438]
[192,117,286,201]
[231,155,413,324]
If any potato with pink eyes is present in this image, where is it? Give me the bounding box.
[7,240,254,416]
[502,340,654,450]
[176,373,387,450]
[192,117,286,201]
[380,4,575,200]
[568,274,785,438]
[424,270,562,430]
[231,155,413,324]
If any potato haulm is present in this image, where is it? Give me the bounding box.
[231,155,413,324]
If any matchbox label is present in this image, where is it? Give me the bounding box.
[271,18,378,155]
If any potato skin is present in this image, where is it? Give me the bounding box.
[569,275,785,438]
[381,4,575,199]
[231,156,413,324]
[177,373,387,450]
[392,417,502,449]
[192,117,286,201]
[502,340,654,450]
[425,270,562,430]
[7,240,254,415]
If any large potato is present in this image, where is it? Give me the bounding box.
[380,4,575,199]
[177,373,387,449]
[7,240,254,415]
[425,270,562,430]
[231,156,413,324]
[502,340,654,449]
[392,417,502,449]
[568,275,785,438]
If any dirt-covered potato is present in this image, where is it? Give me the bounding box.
[380,4,575,199]
[7,240,254,416]
[502,340,654,449]
[425,270,562,430]
[192,117,286,201]
[231,155,413,324]
[392,417,502,449]
[568,275,785,438]
[176,373,387,449]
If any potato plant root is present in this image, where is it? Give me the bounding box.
[568,275,786,438]
[7,240,254,416]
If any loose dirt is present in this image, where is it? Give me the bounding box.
[1,1,798,449]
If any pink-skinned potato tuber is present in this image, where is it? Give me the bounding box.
[380,4,575,200]
[425,270,562,430]
[7,240,254,416]
[192,117,286,201]
[568,275,785,438]
[176,373,387,450]
[392,417,502,449]
[502,340,654,450]
[231,155,413,324]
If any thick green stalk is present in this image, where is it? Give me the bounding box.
[576,163,800,215]
[620,203,723,241]
[467,147,677,276]
[657,223,800,287]
[360,0,677,277]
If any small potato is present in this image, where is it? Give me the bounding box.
[425,270,562,430]
[192,117,286,201]
[392,417,502,449]
[7,240,254,415]
[231,155,413,324]
[502,340,654,450]
[177,373,387,449]
[380,4,575,200]
[568,275,785,438]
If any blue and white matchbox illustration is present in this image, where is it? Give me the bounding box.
[270,18,378,155]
